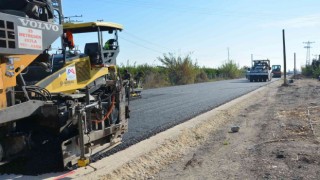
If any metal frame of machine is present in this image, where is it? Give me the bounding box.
[0,0,129,170]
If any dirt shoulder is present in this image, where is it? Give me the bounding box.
[68,78,320,180]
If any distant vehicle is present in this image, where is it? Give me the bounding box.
[246,68,250,79]
[272,65,281,78]
[247,60,272,82]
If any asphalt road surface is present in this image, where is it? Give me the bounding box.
[124,78,279,143]
[0,78,279,178]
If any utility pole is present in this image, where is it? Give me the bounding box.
[294,53,296,79]
[64,15,83,23]
[251,54,254,66]
[283,29,287,85]
[227,47,230,61]
[303,41,315,65]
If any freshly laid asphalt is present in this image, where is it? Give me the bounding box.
[0,78,278,177]
[124,78,278,143]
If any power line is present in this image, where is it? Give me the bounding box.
[119,36,163,54]
[122,30,171,51]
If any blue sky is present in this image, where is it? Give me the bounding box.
[60,0,320,71]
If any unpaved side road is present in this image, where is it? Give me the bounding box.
[153,79,320,180]
[67,78,320,180]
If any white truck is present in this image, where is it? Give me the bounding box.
[247,60,272,82]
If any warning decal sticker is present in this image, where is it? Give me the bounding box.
[66,66,77,81]
[17,26,43,50]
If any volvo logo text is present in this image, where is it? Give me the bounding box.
[19,18,59,32]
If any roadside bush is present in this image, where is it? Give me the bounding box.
[219,60,242,79]
[119,62,169,89]
[143,71,170,88]
[301,65,313,77]
[158,53,198,85]
[312,67,320,78]
[202,67,218,79]
[119,57,245,89]
[195,69,209,83]
[301,61,320,78]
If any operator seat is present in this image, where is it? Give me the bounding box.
[84,42,102,65]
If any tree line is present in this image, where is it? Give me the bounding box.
[301,58,320,78]
[119,53,247,89]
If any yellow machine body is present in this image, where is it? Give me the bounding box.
[0,54,39,109]
[36,56,115,94]
[0,6,129,172]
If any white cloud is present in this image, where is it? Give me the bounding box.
[261,14,320,28]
